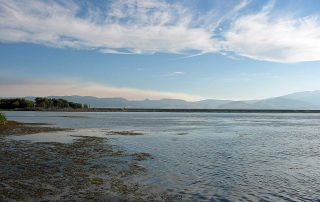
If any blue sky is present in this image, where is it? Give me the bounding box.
[1,0,320,100]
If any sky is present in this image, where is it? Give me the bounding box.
[1,0,320,101]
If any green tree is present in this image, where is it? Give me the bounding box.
[35,97,47,108]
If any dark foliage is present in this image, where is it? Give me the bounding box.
[0,98,34,109]
[0,98,87,109]
[34,97,84,109]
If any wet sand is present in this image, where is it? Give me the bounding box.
[0,121,179,201]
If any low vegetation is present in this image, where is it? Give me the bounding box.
[0,97,88,110]
[0,112,7,125]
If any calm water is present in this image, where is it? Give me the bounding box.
[4,111,320,201]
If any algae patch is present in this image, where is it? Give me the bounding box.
[0,121,181,201]
[106,130,144,136]
[133,152,153,161]
[0,121,72,136]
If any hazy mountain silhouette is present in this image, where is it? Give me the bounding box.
[23,90,320,109]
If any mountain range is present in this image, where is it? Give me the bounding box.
[25,90,320,109]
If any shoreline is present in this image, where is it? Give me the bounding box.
[3,108,320,113]
[0,121,176,201]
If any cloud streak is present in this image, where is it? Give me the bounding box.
[0,79,201,101]
[0,0,216,54]
[0,0,320,62]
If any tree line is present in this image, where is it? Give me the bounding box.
[0,98,88,109]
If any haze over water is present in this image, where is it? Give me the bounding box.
[6,111,320,201]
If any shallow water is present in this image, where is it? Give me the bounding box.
[4,111,320,201]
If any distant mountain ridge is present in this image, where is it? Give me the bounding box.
[23,90,320,109]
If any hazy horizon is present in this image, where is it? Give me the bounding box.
[0,89,319,102]
[1,0,320,100]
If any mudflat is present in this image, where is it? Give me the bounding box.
[0,121,72,136]
[0,121,177,201]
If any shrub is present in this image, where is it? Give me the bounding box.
[0,112,7,125]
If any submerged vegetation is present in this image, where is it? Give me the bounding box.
[0,97,88,110]
[0,120,179,201]
[0,121,71,136]
[107,130,144,136]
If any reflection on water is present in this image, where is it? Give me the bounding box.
[5,111,320,201]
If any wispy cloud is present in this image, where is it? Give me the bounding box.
[173,71,185,75]
[0,78,201,101]
[0,0,320,63]
[221,5,320,63]
[0,0,216,54]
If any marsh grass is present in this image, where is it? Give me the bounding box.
[0,112,7,125]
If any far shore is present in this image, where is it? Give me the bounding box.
[2,108,320,113]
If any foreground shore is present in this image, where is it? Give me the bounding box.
[0,121,177,201]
